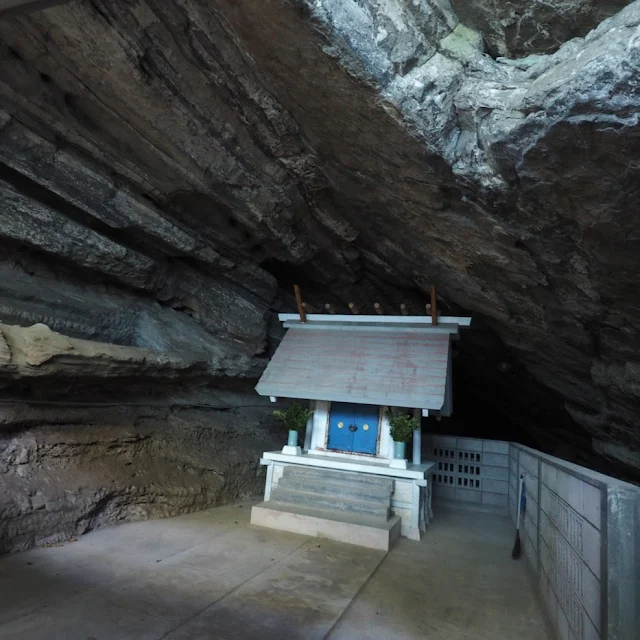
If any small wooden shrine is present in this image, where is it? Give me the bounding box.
[251,287,471,549]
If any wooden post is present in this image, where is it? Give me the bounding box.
[374,302,384,315]
[400,303,409,316]
[348,303,359,315]
[430,286,438,326]
[324,303,336,314]
[293,284,306,323]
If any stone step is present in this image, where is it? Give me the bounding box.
[277,476,392,502]
[251,502,402,551]
[281,465,393,491]
[270,486,391,520]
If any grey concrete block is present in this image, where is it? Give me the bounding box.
[523,512,538,541]
[543,472,601,529]
[539,536,552,577]
[582,523,602,579]
[456,438,483,452]
[483,479,508,494]
[525,484,539,504]
[519,452,539,478]
[481,491,507,507]
[482,453,509,467]
[524,499,539,527]
[584,617,600,640]
[540,530,603,640]
[539,510,601,579]
[541,461,558,489]
[541,487,601,575]
[582,482,602,529]
[569,475,588,518]
[540,568,559,629]
[582,563,602,632]
[484,465,509,481]
[557,605,570,640]
[607,487,640,640]
[524,530,537,561]
[482,440,509,454]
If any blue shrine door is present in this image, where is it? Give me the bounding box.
[327,402,380,455]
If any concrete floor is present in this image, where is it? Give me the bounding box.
[0,501,552,639]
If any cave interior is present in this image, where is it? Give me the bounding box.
[0,0,639,587]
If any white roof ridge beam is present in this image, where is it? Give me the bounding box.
[282,322,460,336]
[278,313,471,326]
[255,391,444,411]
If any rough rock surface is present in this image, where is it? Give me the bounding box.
[0,322,202,377]
[0,0,638,551]
[0,393,281,554]
[450,0,632,57]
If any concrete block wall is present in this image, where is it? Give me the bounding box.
[507,444,639,640]
[425,435,509,512]
[509,445,518,521]
[429,436,639,640]
[510,445,603,640]
[392,478,428,539]
[606,486,640,640]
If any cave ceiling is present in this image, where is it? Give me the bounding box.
[0,0,638,479]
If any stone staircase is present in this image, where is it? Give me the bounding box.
[271,466,393,520]
[251,465,401,550]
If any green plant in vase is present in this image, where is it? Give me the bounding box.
[387,410,419,460]
[274,402,314,448]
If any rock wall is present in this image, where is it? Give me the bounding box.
[0,322,282,555]
[450,0,632,57]
[0,394,281,554]
[0,0,638,553]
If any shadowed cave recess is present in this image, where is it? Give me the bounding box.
[0,0,639,552]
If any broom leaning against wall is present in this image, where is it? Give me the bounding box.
[511,474,526,560]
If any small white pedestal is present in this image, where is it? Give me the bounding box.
[389,458,408,469]
[281,445,302,456]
